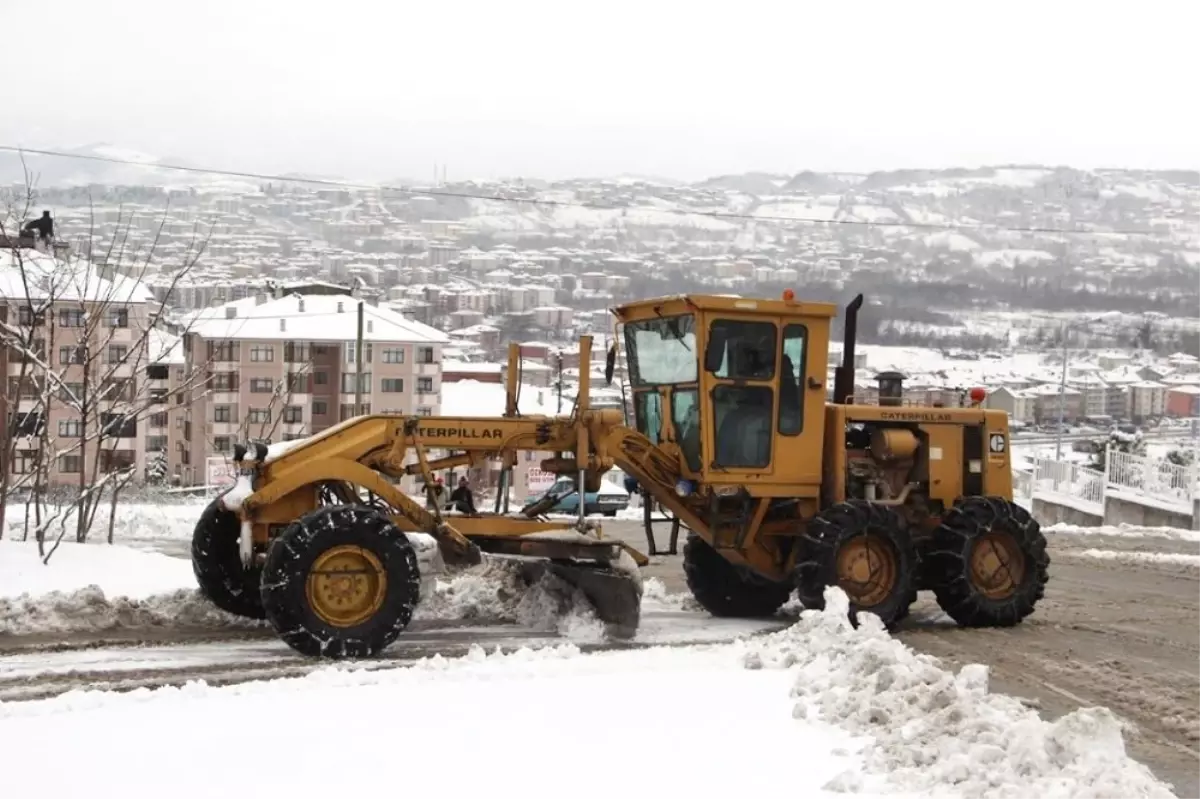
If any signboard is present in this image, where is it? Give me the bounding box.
[525,466,557,493]
[206,456,237,489]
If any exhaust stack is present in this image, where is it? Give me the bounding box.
[833,294,864,404]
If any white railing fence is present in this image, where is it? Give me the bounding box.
[1013,445,1199,517]
[1031,457,1106,514]
[1106,448,1197,510]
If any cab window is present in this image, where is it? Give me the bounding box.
[706,320,777,381]
[779,324,807,436]
[635,390,663,444]
[713,385,773,468]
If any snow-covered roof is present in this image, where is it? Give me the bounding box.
[187,293,450,344]
[441,379,560,417]
[0,248,156,305]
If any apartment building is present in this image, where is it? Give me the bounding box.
[180,291,449,487]
[1,243,160,487]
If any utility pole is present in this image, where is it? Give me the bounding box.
[1054,320,1068,461]
[556,353,564,413]
[355,300,364,416]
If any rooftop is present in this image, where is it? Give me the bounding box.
[186,293,450,344]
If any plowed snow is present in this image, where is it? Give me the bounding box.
[742,587,1177,799]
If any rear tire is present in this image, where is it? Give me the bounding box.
[191,499,265,619]
[683,535,792,617]
[261,505,421,659]
[793,500,917,628]
[927,496,1048,627]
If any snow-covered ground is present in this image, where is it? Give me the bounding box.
[0,585,1177,799]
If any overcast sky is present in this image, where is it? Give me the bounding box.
[3,0,1196,182]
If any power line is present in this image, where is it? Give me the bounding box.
[1,144,1182,239]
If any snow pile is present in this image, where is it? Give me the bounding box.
[413,557,606,642]
[1074,548,1199,572]
[742,587,1176,799]
[0,540,196,598]
[641,577,701,612]
[0,587,264,636]
[2,500,205,543]
[1045,522,1200,543]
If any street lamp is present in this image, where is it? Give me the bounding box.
[1054,315,1107,460]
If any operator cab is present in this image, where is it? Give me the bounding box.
[610,294,836,495]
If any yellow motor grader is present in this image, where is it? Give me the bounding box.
[192,291,1048,658]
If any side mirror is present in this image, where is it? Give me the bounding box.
[703,327,727,373]
[604,344,616,385]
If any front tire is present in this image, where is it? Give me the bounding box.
[927,496,1049,627]
[261,505,421,659]
[683,535,792,617]
[191,499,265,619]
[793,500,917,628]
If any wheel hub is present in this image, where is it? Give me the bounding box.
[835,534,897,608]
[970,529,1026,600]
[306,545,387,628]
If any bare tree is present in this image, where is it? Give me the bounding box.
[1,174,217,560]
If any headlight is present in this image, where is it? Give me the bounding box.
[675,479,695,497]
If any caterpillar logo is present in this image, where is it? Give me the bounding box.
[418,426,505,440]
[879,411,953,423]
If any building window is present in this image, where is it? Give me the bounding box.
[101,413,137,438]
[100,378,133,402]
[208,341,237,362]
[18,306,40,326]
[211,372,237,392]
[381,378,404,393]
[100,449,136,473]
[248,408,271,424]
[150,412,169,428]
[345,342,373,365]
[382,347,405,364]
[107,344,128,364]
[250,345,274,363]
[416,406,433,417]
[59,455,82,474]
[314,370,328,385]
[14,450,39,474]
[283,406,303,424]
[416,377,434,394]
[57,382,83,404]
[285,373,310,394]
[341,372,371,394]
[214,405,233,423]
[59,308,84,328]
[59,345,85,365]
[58,419,82,438]
[213,436,233,453]
[146,435,168,452]
[22,337,46,364]
[312,401,328,416]
[149,388,168,404]
[339,403,371,421]
[108,307,129,328]
[284,342,310,363]
[250,378,274,393]
[417,346,435,364]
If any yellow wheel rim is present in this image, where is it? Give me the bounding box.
[970,530,1026,600]
[306,545,387,628]
[835,535,897,608]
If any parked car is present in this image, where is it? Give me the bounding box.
[523,477,630,517]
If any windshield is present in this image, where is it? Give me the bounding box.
[624,315,697,387]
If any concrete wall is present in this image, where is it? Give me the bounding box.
[1032,494,1197,529]
[1103,495,1196,530]
[1032,498,1104,527]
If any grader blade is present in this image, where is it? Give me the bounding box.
[519,560,643,639]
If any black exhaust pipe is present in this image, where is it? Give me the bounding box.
[833,294,864,405]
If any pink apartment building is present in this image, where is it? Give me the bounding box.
[180,291,448,488]
[2,243,163,488]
